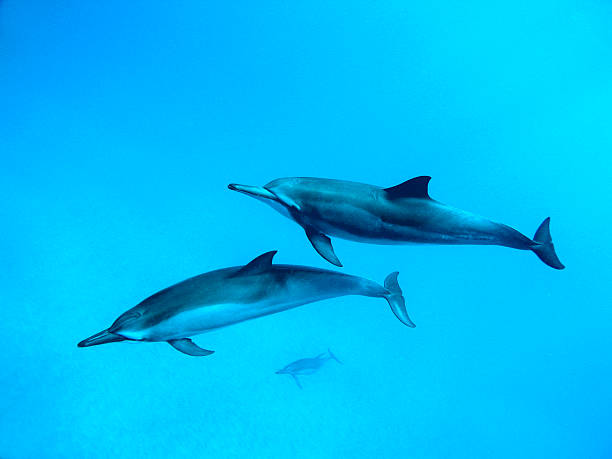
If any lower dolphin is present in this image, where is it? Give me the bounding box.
[276,349,343,389]
[78,251,413,356]
[228,176,564,269]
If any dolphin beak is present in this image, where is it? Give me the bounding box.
[228,183,277,200]
[78,329,126,347]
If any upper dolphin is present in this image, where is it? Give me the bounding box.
[78,251,413,356]
[228,176,564,270]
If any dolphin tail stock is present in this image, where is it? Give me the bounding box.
[327,348,342,364]
[383,272,416,328]
[78,329,126,347]
[531,217,565,270]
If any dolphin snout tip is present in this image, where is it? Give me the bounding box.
[227,184,277,200]
[228,183,251,193]
[77,329,125,348]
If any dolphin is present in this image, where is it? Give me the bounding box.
[77,251,413,356]
[228,176,564,269]
[276,348,342,389]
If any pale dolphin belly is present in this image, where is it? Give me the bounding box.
[286,360,325,374]
[127,277,370,342]
[291,366,321,375]
[320,218,521,246]
[127,299,308,341]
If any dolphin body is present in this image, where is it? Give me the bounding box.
[276,349,342,389]
[77,251,413,356]
[228,176,564,269]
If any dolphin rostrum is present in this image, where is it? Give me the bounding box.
[228,176,564,269]
[276,348,342,389]
[77,251,413,356]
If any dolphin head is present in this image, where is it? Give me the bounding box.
[78,308,145,348]
[228,178,302,218]
[275,368,288,375]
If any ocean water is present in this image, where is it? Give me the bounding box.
[1,1,611,458]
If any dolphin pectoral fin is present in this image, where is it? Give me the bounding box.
[292,375,303,389]
[305,228,342,267]
[168,339,215,356]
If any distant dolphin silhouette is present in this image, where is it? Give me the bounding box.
[228,176,564,269]
[276,349,342,389]
[78,252,413,356]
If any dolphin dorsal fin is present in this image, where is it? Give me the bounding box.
[235,251,277,276]
[384,176,432,199]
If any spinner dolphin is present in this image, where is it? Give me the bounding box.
[78,251,413,356]
[229,176,564,269]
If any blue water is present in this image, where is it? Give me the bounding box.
[1,1,611,457]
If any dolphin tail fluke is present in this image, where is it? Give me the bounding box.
[383,272,416,328]
[78,329,126,347]
[327,348,342,364]
[531,218,565,270]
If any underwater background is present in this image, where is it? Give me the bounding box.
[1,0,611,458]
